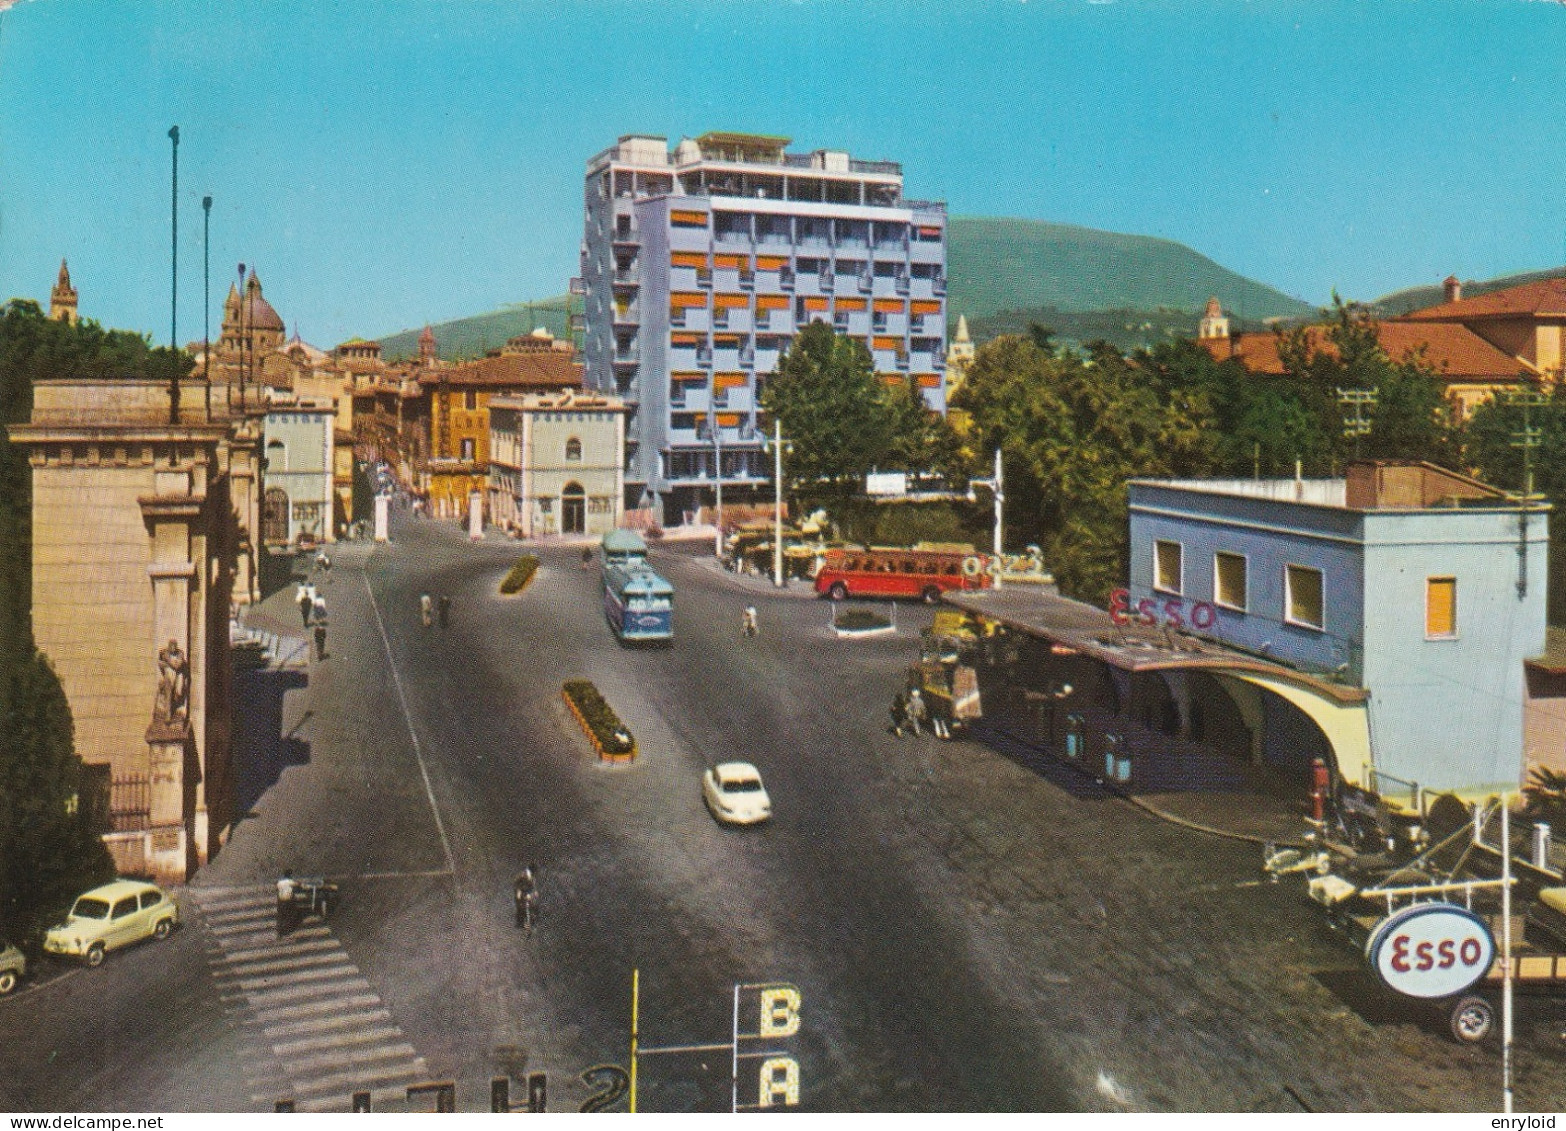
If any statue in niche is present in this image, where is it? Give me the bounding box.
[154,639,189,724]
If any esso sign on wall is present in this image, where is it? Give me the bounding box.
[1365,903,1495,999]
[1108,588,1218,632]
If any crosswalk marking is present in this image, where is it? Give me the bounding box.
[189,885,430,1111]
[262,1007,392,1042]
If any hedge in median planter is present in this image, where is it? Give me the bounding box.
[499,555,540,595]
[834,608,892,631]
[562,679,636,759]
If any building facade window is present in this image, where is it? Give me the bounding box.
[565,437,583,461]
[1285,563,1325,630]
[1426,576,1458,638]
[464,390,478,411]
[1214,551,1248,611]
[1154,540,1183,594]
[461,438,475,461]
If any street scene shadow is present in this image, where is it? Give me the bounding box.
[234,663,311,815]
[969,722,1113,801]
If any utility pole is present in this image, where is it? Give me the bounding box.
[1337,387,1376,459]
[1508,385,1548,599]
[969,448,1005,589]
[168,126,180,424]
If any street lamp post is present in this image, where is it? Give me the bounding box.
[202,195,212,412]
[709,412,724,560]
[765,418,792,588]
[167,125,180,425]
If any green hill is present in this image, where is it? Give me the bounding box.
[376,295,574,362]
[1371,267,1565,317]
[945,216,1314,323]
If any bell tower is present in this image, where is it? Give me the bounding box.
[50,260,79,325]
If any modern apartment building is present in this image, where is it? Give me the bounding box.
[579,132,948,522]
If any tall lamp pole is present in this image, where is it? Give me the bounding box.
[709,412,724,560]
[202,195,212,408]
[167,125,180,424]
[765,419,792,588]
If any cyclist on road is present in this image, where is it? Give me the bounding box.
[741,605,759,637]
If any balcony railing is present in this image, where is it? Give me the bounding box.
[778,269,795,291]
[696,269,713,289]
[818,273,834,292]
[895,274,911,295]
[569,277,586,295]
[613,267,639,285]
[738,271,755,290]
[858,274,873,294]
[933,272,946,296]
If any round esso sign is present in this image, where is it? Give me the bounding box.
[1365,903,1495,999]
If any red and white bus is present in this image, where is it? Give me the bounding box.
[814,548,993,603]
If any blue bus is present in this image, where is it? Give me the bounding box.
[601,529,674,643]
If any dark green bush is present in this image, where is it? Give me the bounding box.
[499,555,540,595]
[562,680,635,755]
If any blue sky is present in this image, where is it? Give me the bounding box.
[1,0,1563,348]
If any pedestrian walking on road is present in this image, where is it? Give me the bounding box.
[276,871,297,937]
[438,594,452,629]
[420,592,433,628]
[581,547,593,570]
[889,691,909,738]
[514,867,537,931]
[312,594,327,625]
[297,584,312,629]
[313,619,328,661]
[906,688,927,737]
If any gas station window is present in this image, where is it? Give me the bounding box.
[1154,540,1183,594]
[1214,551,1248,610]
[1426,577,1457,638]
[1285,564,1324,630]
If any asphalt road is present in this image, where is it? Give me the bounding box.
[6,510,1566,1112]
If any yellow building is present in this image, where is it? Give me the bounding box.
[411,331,582,518]
[11,374,238,882]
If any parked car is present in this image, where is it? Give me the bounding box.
[0,941,24,994]
[43,880,178,968]
[702,762,773,826]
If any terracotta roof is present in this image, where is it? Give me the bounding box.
[1198,321,1524,380]
[418,351,582,390]
[1402,276,1566,321]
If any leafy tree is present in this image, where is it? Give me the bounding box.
[763,322,889,506]
[952,334,1219,600]
[763,321,958,510]
[1278,296,1456,468]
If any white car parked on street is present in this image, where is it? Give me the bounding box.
[702,762,772,826]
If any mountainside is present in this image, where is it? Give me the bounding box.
[945,216,1314,322]
[1371,267,1566,317]
[376,295,573,361]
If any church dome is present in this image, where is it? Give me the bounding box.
[242,274,285,332]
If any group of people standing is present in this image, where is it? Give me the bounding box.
[419,592,453,629]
